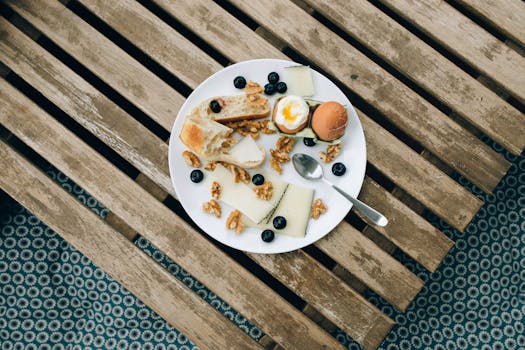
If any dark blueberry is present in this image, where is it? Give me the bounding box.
[261,229,275,242]
[252,174,265,186]
[209,100,221,113]
[276,81,287,93]
[190,169,204,183]
[264,83,276,95]
[233,76,246,89]
[303,138,316,147]
[273,216,287,230]
[332,162,346,176]
[267,72,279,84]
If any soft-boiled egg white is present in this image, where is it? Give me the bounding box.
[274,95,309,132]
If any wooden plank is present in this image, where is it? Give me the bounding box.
[75,0,222,89]
[379,0,525,104]
[0,17,174,197]
[455,0,525,49]
[0,142,262,350]
[0,80,346,350]
[188,0,508,192]
[4,0,183,131]
[358,110,483,231]
[0,19,399,345]
[303,0,525,155]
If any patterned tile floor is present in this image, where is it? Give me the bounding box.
[0,137,523,350]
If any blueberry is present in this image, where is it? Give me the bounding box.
[264,83,276,95]
[303,138,316,147]
[267,72,279,84]
[332,162,346,176]
[233,76,246,89]
[273,216,286,230]
[209,100,221,113]
[276,81,287,93]
[261,229,275,242]
[190,169,204,183]
[252,174,265,186]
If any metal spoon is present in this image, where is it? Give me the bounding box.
[292,153,388,227]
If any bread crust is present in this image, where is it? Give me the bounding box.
[179,121,203,155]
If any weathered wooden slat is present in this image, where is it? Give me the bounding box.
[379,0,525,104]
[303,0,525,155]
[75,0,222,88]
[4,0,182,131]
[0,142,262,350]
[0,20,397,347]
[226,0,510,192]
[0,80,345,350]
[455,0,525,49]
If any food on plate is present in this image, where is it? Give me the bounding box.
[233,76,247,89]
[202,199,221,218]
[224,119,275,139]
[190,94,269,123]
[276,81,287,93]
[272,95,310,134]
[303,137,316,147]
[209,99,222,113]
[204,161,250,183]
[261,229,275,242]
[270,136,295,175]
[332,162,346,176]
[283,65,315,96]
[190,169,204,183]
[272,216,287,230]
[311,198,327,220]
[253,181,273,200]
[267,72,279,84]
[320,144,342,163]
[264,83,276,95]
[182,150,201,168]
[311,101,347,141]
[226,209,244,234]
[251,173,265,186]
[211,181,221,200]
[179,116,265,168]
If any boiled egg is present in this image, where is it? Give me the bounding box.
[272,95,309,134]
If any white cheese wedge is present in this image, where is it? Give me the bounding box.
[206,165,274,224]
[269,184,314,237]
[226,136,264,165]
[284,65,315,97]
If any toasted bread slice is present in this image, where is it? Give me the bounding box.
[191,95,270,123]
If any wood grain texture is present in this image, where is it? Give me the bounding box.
[224,0,510,193]
[303,0,525,155]
[75,0,222,88]
[358,109,483,231]
[314,221,424,311]
[0,142,262,350]
[0,17,174,197]
[4,0,182,131]
[379,0,525,104]
[0,79,345,350]
[455,0,525,49]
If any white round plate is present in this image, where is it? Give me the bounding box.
[169,59,366,254]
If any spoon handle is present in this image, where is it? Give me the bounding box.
[332,184,388,227]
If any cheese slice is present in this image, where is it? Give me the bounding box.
[284,65,315,96]
[206,165,274,224]
[227,136,264,165]
[268,184,314,237]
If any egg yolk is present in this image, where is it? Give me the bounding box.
[283,102,299,123]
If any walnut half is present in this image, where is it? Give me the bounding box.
[311,198,327,219]
[203,199,221,218]
[319,144,342,163]
[211,181,221,200]
[253,181,273,200]
[182,150,201,168]
[226,210,244,234]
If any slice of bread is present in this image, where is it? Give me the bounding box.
[179,115,265,168]
[191,95,270,123]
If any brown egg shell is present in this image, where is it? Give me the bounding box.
[311,101,348,141]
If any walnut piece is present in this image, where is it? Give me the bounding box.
[211,181,221,200]
[320,144,342,163]
[253,181,273,200]
[244,80,264,95]
[182,150,201,168]
[204,161,218,171]
[270,137,295,175]
[311,198,328,219]
[226,210,244,234]
[202,199,221,218]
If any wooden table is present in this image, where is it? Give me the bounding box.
[1,0,524,349]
